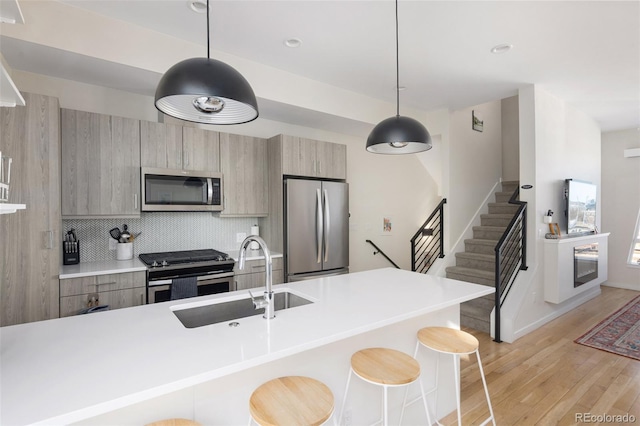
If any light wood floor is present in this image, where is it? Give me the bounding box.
[440,286,640,426]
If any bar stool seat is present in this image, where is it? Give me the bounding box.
[408,327,495,426]
[249,376,334,426]
[145,419,201,426]
[340,348,432,426]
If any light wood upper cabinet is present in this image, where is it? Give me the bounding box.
[280,135,346,179]
[140,121,182,169]
[220,133,268,216]
[316,140,347,180]
[1,93,61,326]
[182,127,220,172]
[140,122,219,172]
[61,109,141,217]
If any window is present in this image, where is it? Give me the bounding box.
[629,208,640,266]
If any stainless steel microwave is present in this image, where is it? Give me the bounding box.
[141,167,223,212]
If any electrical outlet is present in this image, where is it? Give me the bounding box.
[109,238,117,251]
[236,232,247,243]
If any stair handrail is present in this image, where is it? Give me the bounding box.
[411,198,447,274]
[494,186,528,343]
[365,239,401,269]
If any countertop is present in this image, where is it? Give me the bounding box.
[59,251,283,279]
[1,268,493,425]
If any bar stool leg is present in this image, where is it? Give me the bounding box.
[475,349,496,426]
[339,368,354,425]
[382,385,389,426]
[453,354,462,426]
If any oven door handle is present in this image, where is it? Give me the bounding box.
[149,271,235,286]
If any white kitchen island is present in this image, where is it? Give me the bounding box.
[1,268,494,426]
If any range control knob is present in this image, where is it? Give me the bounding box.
[151,261,159,268]
[161,260,169,267]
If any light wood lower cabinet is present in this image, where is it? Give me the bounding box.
[59,271,146,317]
[234,257,284,291]
[0,93,61,326]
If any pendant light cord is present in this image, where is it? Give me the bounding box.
[395,0,400,117]
[206,0,211,59]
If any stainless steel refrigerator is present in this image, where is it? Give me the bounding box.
[284,178,349,282]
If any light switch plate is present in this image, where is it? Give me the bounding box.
[236,232,247,243]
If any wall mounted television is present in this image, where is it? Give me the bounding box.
[564,179,597,236]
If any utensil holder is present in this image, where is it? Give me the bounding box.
[116,242,133,261]
[63,241,80,265]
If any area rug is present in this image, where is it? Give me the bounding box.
[574,294,640,361]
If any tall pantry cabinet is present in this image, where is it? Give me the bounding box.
[0,93,61,326]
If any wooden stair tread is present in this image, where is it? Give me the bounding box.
[249,376,334,426]
[455,252,494,260]
[464,238,499,246]
[480,213,516,219]
[472,225,507,230]
[446,266,495,280]
[418,327,479,354]
[351,348,420,385]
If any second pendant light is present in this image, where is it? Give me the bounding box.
[366,0,432,154]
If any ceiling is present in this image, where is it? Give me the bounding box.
[1,0,638,135]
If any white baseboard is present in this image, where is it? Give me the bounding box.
[602,281,640,291]
[510,286,602,342]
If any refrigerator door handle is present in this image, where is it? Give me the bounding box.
[323,188,330,262]
[316,188,323,264]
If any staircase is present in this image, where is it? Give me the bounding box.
[445,181,520,333]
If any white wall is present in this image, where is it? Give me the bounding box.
[448,100,503,246]
[501,95,520,181]
[500,85,604,342]
[601,128,640,290]
[13,71,438,272]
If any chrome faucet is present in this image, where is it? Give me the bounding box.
[238,235,275,320]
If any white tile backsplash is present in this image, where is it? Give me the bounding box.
[63,213,259,262]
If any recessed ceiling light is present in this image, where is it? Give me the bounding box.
[491,43,513,54]
[189,0,207,13]
[284,38,302,48]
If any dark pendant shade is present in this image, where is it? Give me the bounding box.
[155,57,259,125]
[366,115,432,154]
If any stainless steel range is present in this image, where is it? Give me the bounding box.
[139,249,235,303]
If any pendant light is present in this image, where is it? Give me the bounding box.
[366,0,431,154]
[155,0,258,125]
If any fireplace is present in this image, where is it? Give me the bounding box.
[574,243,598,287]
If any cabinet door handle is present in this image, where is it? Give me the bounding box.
[134,194,138,210]
[140,292,144,305]
[44,231,54,249]
[95,281,117,287]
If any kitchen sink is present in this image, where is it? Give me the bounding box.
[171,290,313,328]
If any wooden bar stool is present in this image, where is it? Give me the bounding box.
[339,348,432,426]
[249,376,334,426]
[145,419,201,426]
[403,327,495,426]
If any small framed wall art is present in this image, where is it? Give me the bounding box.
[381,216,393,236]
[472,110,483,132]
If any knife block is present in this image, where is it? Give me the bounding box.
[63,241,80,265]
